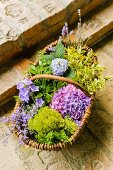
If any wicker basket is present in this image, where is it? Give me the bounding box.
[13,74,94,151]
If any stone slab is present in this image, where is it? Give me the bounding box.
[0,0,108,65]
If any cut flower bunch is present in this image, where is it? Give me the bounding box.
[2,9,110,150]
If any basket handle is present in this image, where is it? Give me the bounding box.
[30,74,91,96]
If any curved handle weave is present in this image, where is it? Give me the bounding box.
[30,74,91,96]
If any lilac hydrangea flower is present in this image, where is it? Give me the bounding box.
[50,58,68,76]
[17,79,39,103]
[50,84,91,125]
[61,22,68,37]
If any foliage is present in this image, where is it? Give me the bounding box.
[28,61,51,76]
[33,79,67,105]
[54,42,65,58]
[65,46,108,94]
[28,42,65,76]
[28,107,77,144]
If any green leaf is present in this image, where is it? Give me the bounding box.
[29,64,37,75]
[45,93,52,103]
[46,86,51,92]
[35,93,43,99]
[42,79,46,89]
[54,42,65,58]
[14,96,21,102]
[30,64,36,70]
[40,54,54,63]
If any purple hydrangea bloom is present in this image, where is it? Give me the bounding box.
[50,58,68,76]
[50,84,91,125]
[61,22,68,37]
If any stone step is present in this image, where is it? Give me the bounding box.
[0,1,113,105]
[70,1,113,46]
[0,0,108,65]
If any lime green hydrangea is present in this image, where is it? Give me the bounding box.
[28,107,78,144]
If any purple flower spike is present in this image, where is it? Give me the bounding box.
[23,79,33,86]
[61,22,68,37]
[36,98,44,108]
[19,88,29,103]
[30,84,39,92]
[17,82,24,90]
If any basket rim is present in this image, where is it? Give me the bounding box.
[13,74,94,151]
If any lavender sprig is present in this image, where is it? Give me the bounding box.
[61,22,69,37]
